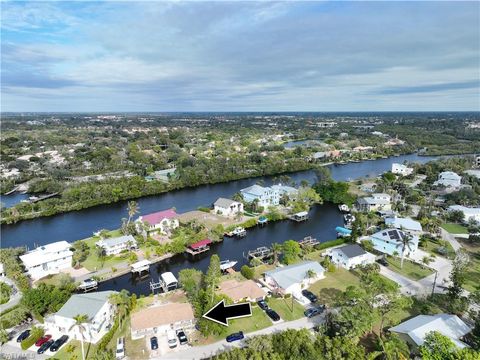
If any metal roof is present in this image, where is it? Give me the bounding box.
[214,198,238,208]
[265,261,325,290]
[336,244,366,259]
[55,291,116,320]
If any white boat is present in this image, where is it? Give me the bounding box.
[77,278,98,292]
[220,260,238,271]
[232,227,247,237]
[338,204,350,213]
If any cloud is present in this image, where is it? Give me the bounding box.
[375,81,480,95]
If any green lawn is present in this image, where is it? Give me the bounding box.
[440,223,469,234]
[386,257,434,281]
[308,268,361,306]
[420,238,455,259]
[266,297,305,321]
[54,339,99,360]
[458,240,480,292]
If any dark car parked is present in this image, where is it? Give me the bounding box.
[50,335,69,352]
[301,290,318,303]
[266,309,281,322]
[176,330,188,345]
[38,339,54,354]
[150,336,158,350]
[226,331,244,343]
[377,258,389,267]
[16,329,30,343]
[304,307,322,318]
[257,299,268,311]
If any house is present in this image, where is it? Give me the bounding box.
[96,235,137,256]
[214,198,244,217]
[328,244,376,270]
[45,291,116,344]
[0,263,4,277]
[391,163,413,176]
[476,154,480,168]
[356,193,391,212]
[20,241,73,280]
[271,184,298,198]
[240,184,279,207]
[218,279,265,303]
[434,171,462,188]
[370,228,419,256]
[385,217,423,235]
[264,261,325,295]
[136,209,179,235]
[130,302,195,340]
[151,168,176,182]
[360,182,377,193]
[389,314,472,349]
[448,205,480,225]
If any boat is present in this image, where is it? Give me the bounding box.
[231,227,247,237]
[338,204,350,213]
[77,278,98,292]
[343,213,355,225]
[220,260,238,271]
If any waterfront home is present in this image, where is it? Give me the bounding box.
[389,314,471,349]
[369,228,419,256]
[214,198,244,217]
[434,171,462,188]
[218,279,265,303]
[391,163,413,176]
[448,205,480,225]
[360,182,377,193]
[136,209,179,235]
[328,244,376,270]
[151,167,176,182]
[240,184,279,207]
[20,241,73,280]
[264,261,325,295]
[385,217,423,235]
[96,235,137,256]
[130,302,195,340]
[271,184,298,197]
[356,193,391,212]
[45,291,116,344]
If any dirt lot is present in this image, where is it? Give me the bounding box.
[176,211,249,229]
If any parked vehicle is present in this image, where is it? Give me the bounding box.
[301,290,318,303]
[304,307,323,318]
[176,329,188,345]
[35,334,52,347]
[116,337,125,359]
[266,309,280,322]
[50,335,69,352]
[377,258,389,266]
[167,330,178,348]
[226,331,244,343]
[257,299,268,311]
[16,329,30,342]
[37,340,54,354]
[150,336,158,350]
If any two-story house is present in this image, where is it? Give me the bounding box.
[136,209,179,235]
[96,235,137,256]
[20,241,73,280]
[356,193,392,212]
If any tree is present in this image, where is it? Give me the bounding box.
[447,250,470,313]
[282,240,301,265]
[205,255,221,303]
[271,243,282,265]
[69,314,88,360]
[0,329,9,345]
[420,331,479,360]
[396,230,416,269]
[377,333,410,360]
[240,265,254,280]
[178,268,203,300]
[126,201,139,225]
[306,269,316,279]
[109,290,132,327]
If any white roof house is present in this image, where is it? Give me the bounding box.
[434,171,462,188]
[389,314,472,349]
[329,244,376,270]
[96,235,137,256]
[385,217,423,234]
[20,241,73,280]
[264,261,325,295]
[213,198,244,217]
[370,228,419,256]
[46,291,117,344]
[356,193,391,212]
[448,205,480,225]
[392,163,413,176]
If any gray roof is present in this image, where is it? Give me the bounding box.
[265,261,325,290]
[56,291,116,320]
[214,197,238,208]
[337,244,366,259]
[97,235,136,248]
[385,217,422,232]
[240,184,267,196]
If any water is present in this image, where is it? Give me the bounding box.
[1,193,29,208]
[0,153,440,249]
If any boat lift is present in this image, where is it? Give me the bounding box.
[150,272,178,294]
[131,260,152,276]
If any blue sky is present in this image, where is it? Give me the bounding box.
[1,1,479,112]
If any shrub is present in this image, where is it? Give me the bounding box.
[316,238,348,250]
[197,206,211,213]
[240,265,254,280]
[0,283,12,305]
[96,319,119,351]
[0,305,29,329]
[21,326,44,350]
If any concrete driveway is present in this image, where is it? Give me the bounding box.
[0,277,21,312]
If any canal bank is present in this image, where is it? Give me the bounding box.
[0,153,444,249]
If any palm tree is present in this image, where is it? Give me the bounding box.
[422,256,433,268]
[109,290,131,327]
[127,201,139,225]
[396,229,416,269]
[69,314,88,360]
[271,243,282,265]
[306,269,316,279]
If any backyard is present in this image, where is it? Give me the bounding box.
[307,268,361,306]
[419,237,455,259]
[441,223,469,234]
[386,257,434,281]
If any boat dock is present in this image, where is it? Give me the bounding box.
[149,272,178,294]
[258,216,268,226]
[131,260,152,275]
[225,226,247,237]
[185,238,212,255]
[297,235,319,247]
[29,192,60,203]
[289,211,309,222]
[243,246,273,261]
[77,279,98,293]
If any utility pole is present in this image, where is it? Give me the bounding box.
[431,270,438,297]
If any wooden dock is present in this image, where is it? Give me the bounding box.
[297,236,319,247]
[185,239,212,255]
[244,246,273,261]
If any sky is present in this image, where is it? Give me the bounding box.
[1,1,479,112]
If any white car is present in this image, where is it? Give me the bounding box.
[167,330,178,348]
[116,337,125,359]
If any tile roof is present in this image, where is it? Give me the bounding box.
[140,209,177,225]
[219,279,265,302]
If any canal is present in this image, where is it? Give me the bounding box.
[1,153,441,250]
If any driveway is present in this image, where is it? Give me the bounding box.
[440,228,462,252]
[0,277,21,312]
[158,315,325,360]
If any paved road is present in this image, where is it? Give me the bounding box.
[0,277,21,313]
[159,315,326,360]
[440,228,462,252]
